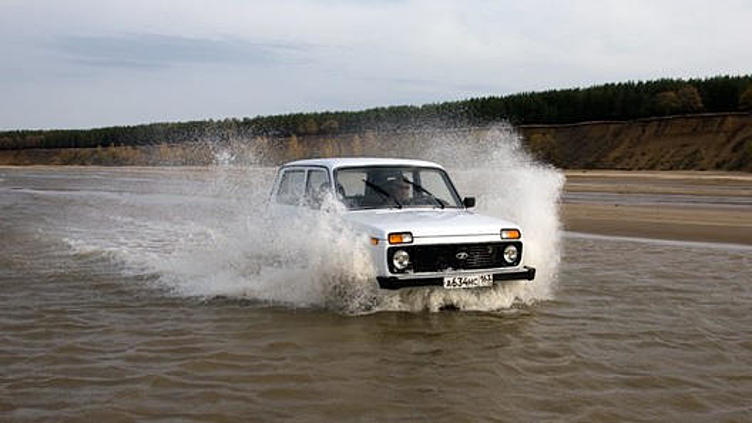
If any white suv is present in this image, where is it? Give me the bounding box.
[270,157,536,290]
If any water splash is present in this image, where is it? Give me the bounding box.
[60,124,564,314]
[374,124,564,311]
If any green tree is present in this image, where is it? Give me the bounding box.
[677,85,704,112]
[297,118,319,135]
[320,119,340,134]
[739,86,752,111]
[654,91,682,115]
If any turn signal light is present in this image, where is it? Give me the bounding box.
[388,232,413,244]
[501,229,521,239]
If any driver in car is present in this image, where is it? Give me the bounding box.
[384,176,412,205]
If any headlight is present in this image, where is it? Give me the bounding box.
[392,249,410,270]
[388,232,413,244]
[501,229,521,239]
[503,245,518,264]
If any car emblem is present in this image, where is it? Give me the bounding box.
[455,252,469,260]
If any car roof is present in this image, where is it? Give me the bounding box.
[282,157,445,171]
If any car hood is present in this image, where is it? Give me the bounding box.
[342,209,518,239]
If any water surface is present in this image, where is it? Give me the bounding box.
[1,167,750,422]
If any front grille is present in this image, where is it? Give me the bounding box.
[388,242,522,273]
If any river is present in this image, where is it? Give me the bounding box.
[1,166,750,422]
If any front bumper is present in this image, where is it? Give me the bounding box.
[376,266,536,290]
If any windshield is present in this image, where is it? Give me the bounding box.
[334,166,462,210]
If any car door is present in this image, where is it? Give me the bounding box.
[304,167,331,209]
[271,167,307,216]
[271,166,332,215]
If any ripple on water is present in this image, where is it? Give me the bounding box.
[1,167,751,422]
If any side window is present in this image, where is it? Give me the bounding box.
[276,169,305,205]
[305,169,330,208]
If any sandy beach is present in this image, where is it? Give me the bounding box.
[563,170,752,245]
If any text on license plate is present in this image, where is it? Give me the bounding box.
[443,273,493,289]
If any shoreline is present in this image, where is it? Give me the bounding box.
[562,170,752,245]
[2,166,750,245]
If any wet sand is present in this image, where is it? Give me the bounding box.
[563,170,752,245]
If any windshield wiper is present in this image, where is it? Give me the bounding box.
[362,178,402,209]
[401,177,445,209]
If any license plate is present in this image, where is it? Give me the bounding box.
[443,273,493,289]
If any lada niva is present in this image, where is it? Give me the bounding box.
[270,158,535,290]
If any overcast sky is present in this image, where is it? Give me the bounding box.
[2,0,751,129]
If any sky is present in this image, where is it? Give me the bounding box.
[1,0,751,130]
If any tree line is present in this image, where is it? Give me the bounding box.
[2,74,752,150]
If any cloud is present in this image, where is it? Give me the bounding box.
[50,34,304,69]
[1,0,752,129]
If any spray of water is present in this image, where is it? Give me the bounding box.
[150,201,382,314]
[408,124,564,309]
[62,124,563,314]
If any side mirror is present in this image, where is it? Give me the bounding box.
[463,197,476,208]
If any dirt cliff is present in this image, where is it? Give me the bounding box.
[1,113,751,171]
[520,112,752,171]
